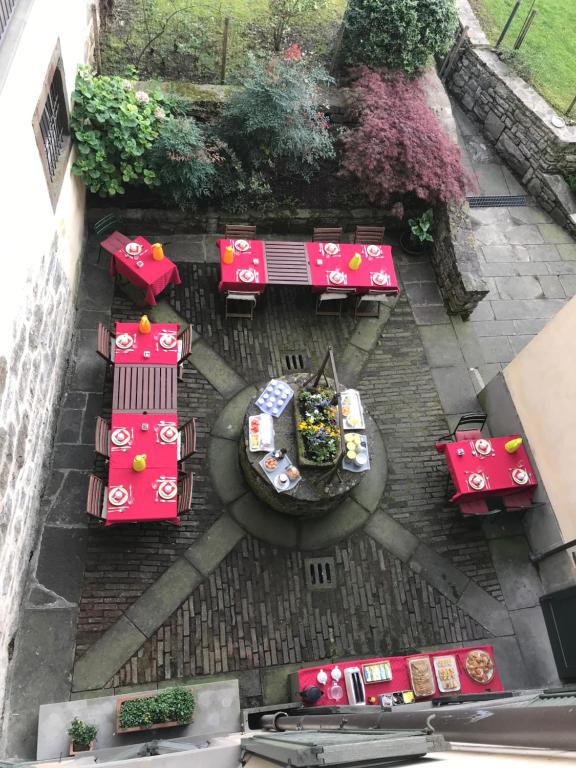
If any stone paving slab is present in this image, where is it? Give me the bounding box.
[184,514,245,576]
[189,339,247,399]
[211,385,259,441]
[364,510,419,562]
[509,607,560,688]
[456,580,513,637]
[488,536,543,611]
[207,436,248,504]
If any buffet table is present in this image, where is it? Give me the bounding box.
[293,646,503,706]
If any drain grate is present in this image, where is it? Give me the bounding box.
[467,195,526,208]
[305,557,335,590]
[283,352,309,371]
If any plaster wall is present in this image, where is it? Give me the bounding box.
[0,0,93,720]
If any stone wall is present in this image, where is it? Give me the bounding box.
[446,0,576,236]
[0,235,75,714]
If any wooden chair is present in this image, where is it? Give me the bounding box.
[224,224,256,239]
[354,226,385,244]
[177,473,194,515]
[94,214,130,264]
[86,475,106,521]
[438,413,487,443]
[178,325,193,365]
[179,418,197,463]
[316,290,351,317]
[96,322,115,368]
[354,292,392,319]
[313,227,343,243]
[225,291,258,320]
[95,416,110,458]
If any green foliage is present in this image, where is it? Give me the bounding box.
[149,117,228,208]
[297,388,340,464]
[566,175,576,195]
[219,51,335,179]
[68,718,98,747]
[118,687,195,729]
[268,0,328,51]
[70,67,168,196]
[408,209,434,243]
[342,0,458,76]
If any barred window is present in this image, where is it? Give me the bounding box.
[0,0,19,46]
[32,42,71,209]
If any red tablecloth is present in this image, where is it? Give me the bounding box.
[110,236,181,305]
[297,645,503,706]
[218,239,266,293]
[306,242,399,295]
[114,322,180,365]
[436,435,537,502]
[110,413,178,468]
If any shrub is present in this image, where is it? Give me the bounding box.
[339,69,468,205]
[68,718,98,747]
[567,175,576,195]
[149,117,230,208]
[118,687,195,729]
[71,67,168,196]
[218,49,335,180]
[342,0,458,76]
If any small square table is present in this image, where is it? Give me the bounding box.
[114,322,180,365]
[110,236,181,305]
[307,242,399,294]
[105,466,179,526]
[109,413,179,468]
[218,238,266,293]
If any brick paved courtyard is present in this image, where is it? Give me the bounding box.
[76,260,504,695]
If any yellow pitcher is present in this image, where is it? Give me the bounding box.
[139,314,151,334]
[348,251,362,271]
[223,245,235,265]
[132,454,147,472]
[151,242,164,261]
[504,437,523,454]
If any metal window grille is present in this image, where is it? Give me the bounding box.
[0,0,19,44]
[39,71,67,182]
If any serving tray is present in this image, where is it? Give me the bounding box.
[259,452,301,494]
[256,379,294,418]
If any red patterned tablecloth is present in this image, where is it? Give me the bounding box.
[306,242,399,294]
[110,236,181,305]
[218,239,266,292]
[296,645,503,706]
[109,413,178,469]
[114,322,180,365]
[436,435,537,502]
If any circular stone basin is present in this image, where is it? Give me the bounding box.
[240,373,375,518]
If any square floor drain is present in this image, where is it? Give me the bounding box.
[283,352,310,372]
[305,557,335,589]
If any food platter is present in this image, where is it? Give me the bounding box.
[342,432,370,473]
[259,451,301,493]
[340,389,365,430]
[465,649,494,684]
[249,413,275,452]
[256,379,294,417]
[433,655,461,693]
[407,656,436,698]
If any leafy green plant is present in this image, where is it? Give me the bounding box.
[118,687,195,730]
[68,718,98,748]
[342,0,458,76]
[566,175,576,195]
[70,67,168,196]
[149,117,228,208]
[408,209,434,243]
[218,50,335,180]
[297,388,340,464]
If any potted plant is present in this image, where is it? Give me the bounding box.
[116,686,195,734]
[295,388,342,467]
[400,209,434,255]
[68,718,98,755]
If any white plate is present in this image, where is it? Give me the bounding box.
[371,272,389,287]
[366,245,382,257]
[116,333,134,350]
[109,486,129,506]
[111,428,131,447]
[475,439,492,455]
[324,243,340,256]
[159,424,178,443]
[329,270,345,285]
[159,333,177,350]
[511,468,529,485]
[234,239,250,252]
[468,473,486,491]
[239,269,256,283]
[126,242,143,256]
[158,480,177,500]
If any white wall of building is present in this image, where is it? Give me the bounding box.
[0,0,93,719]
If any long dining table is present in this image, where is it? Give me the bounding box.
[218,238,400,295]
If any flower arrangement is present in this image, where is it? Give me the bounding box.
[296,388,341,465]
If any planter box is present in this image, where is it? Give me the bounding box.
[69,741,95,756]
[294,388,342,468]
[115,694,192,735]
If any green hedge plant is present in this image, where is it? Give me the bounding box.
[342,0,458,76]
[71,67,168,196]
[68,718,98,748]
[118,687,195,730]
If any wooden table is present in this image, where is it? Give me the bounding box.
[112,365,177,413]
